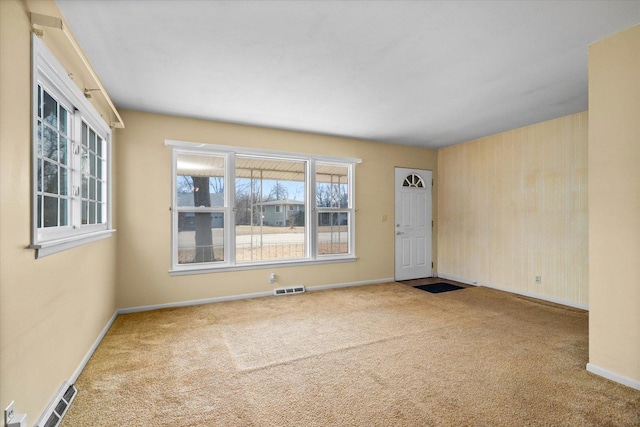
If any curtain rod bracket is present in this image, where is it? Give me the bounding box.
[28,12,124,129]
[30,13,63,30]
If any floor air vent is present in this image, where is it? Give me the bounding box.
[37,382,77,427]
[274,285,305,296]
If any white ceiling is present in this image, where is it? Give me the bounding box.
[56,1,640,149]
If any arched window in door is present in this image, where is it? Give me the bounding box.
[402,174,425,188]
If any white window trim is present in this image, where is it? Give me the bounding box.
[313,160,356,258]
[167,140,361,275]
[30,35,114,258]
[165,140,362,165]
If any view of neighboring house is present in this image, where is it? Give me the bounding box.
[260,199,304,226]
[176,193,305,228]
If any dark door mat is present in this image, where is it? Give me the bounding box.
[415,282,465,294]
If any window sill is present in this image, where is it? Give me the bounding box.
[169,256,357,276]
[29,229,116,259]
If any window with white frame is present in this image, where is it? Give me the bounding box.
[30,36,113,258]
[169,142,360,273]
[316,164,350,255]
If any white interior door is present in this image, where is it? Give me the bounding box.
[394,168,432,281]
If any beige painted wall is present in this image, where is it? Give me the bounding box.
[0,0,118,421]
[437,112,588,307]
[588,24,640,384]
[115,110,437,309]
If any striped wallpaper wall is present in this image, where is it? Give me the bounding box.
[437,111,588,308]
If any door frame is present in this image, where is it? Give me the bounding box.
[394,167,433,281]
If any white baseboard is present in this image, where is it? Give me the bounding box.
[587,363,640,391]
[42,311,119,427]
[437,273,588,310]
[437,273,477,286]
[66,276,638,423]
[307,277,394,292]
[118,278,395,315]
[117,291,273,314]
[70,310,118,383]
[51,277,394,423]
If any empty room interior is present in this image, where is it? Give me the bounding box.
[1,0,639,425]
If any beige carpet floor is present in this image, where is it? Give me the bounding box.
[62,283,640,426]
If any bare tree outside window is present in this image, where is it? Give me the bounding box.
[268,181,288,201]
[175,154,225,264]
[316,165,350,254]
[192,176,213,262]
[234,157,305,262]
[37,88,71,228]
[171,150,355,270]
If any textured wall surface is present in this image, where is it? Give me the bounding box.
[438,112,588,308]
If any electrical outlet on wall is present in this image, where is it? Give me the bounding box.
[535,275,542,284]
[4,401,14,425]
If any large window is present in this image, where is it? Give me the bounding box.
[169,142,360,273]
[31,36,113,258]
